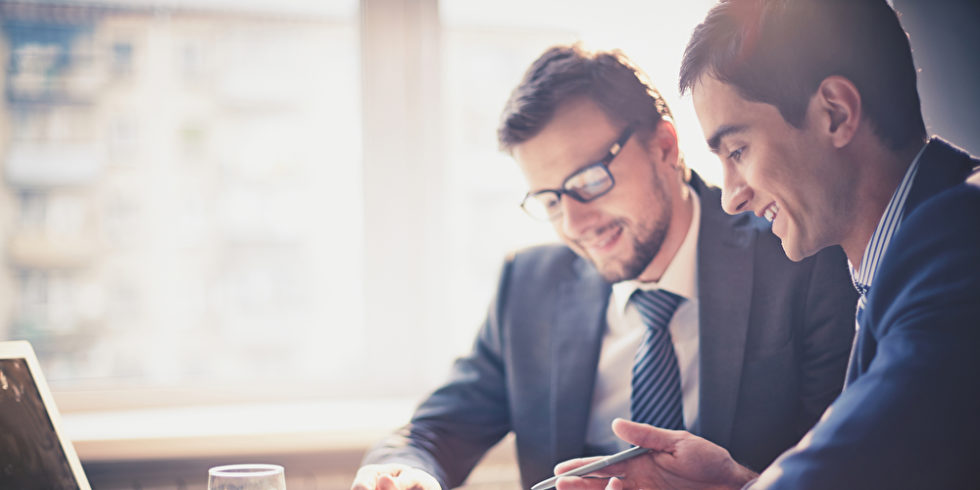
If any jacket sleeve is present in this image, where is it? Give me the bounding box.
[359,256,517,489]
[752,185,980,489]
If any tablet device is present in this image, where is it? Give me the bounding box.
[0,340,92,489]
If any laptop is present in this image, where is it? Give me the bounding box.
[0,340,92,489]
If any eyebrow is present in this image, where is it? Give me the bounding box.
[706,124,748,153]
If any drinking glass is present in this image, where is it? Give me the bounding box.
[208,464,286,490]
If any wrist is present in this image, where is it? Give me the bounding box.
[727,463,758,490]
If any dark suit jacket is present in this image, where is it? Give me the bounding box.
[757,138,980,489]
[363,174,857,489]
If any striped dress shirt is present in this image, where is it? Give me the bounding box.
[848,143,928,330]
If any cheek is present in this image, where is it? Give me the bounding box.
[610,189,656,224]
[551,218,575,241]
[741,159,768,193]
[748,152,794,197]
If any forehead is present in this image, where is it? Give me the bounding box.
[512,97,620,183]
[691,76,788,148]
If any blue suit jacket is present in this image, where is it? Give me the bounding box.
[756,138,980,489]
[363,174,857,489]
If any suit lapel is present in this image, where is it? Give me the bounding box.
[904,138,977,216]
[845,138,977,382]
[550,257,610,461]
[692,176,756,449]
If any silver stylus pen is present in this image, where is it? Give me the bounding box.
[530,445,650,490]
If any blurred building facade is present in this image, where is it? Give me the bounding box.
[0,0,365,388]
[0,0,726,404]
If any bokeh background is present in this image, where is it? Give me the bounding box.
[0,0,975,488]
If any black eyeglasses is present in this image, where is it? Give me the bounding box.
[520,126,634,221]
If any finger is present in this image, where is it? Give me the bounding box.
[351,467,380,490]
[391,469,439,490]
[554,455,606,475]
[377,473,398,490]
[604,477,624,490]
[611,418,685,451]
[555,475,612,490]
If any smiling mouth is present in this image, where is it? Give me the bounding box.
[761,202,780,223]
[582,224,623,252]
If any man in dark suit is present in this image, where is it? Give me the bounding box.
[551,2,980,489]
[351,45,857,490]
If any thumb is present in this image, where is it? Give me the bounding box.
[611,418,685,451]
[605,476,625,490]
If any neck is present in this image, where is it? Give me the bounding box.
[637,184,694,282]
[841,140,925,268]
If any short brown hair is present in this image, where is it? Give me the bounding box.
[498,44,673,153]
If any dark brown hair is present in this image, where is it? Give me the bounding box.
[679,0,926,151]
[498,44,673,152]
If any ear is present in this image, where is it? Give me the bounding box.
[813,76,862,148]
[645,119,680,168]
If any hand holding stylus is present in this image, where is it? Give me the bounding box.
[539,419,757,490]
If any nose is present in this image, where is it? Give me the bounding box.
[558,196,599,238]
[721,167,753,215]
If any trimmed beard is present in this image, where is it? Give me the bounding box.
[591,176,673,283]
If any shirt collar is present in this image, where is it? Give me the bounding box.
[848,143,928,298]
[613,186,701,313]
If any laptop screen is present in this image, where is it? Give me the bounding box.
[0,342,90,489]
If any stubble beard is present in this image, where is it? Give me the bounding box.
[592,177,673,283]
[593,214,670,283]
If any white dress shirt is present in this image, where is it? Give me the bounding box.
[584,187,701,452]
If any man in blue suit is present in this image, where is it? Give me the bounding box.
[551,1,980,489]
[351,45,857,490]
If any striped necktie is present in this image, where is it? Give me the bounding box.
[630,288,685,430]
[844,284,871,387]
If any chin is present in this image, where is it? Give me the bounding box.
[596,264,628,283]
[778,237,809,262]
[781,236,826,262]
[782,248,808,262]
[593,257,638,283]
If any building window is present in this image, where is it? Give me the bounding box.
[0,0,719,409]
[110,41,132,77]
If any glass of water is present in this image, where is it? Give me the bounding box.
[208,464,286,490]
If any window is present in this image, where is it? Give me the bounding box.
[110,41,132,77]
[0,1,364,404]
[0,0,719,409]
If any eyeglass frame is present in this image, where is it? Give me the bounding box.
[519,125,635,221]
